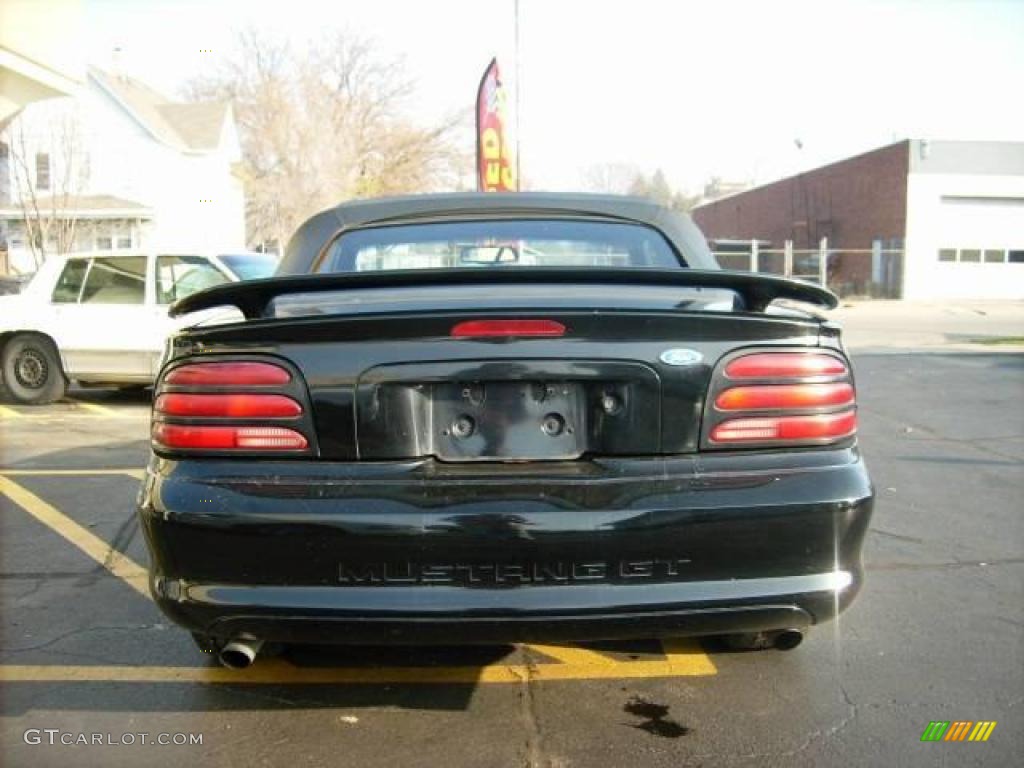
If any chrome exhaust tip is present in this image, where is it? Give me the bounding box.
[773,629,804,651]
[218,636,263,669]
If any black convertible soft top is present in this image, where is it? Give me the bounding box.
[171,193,837,318]
[276,192,719,274]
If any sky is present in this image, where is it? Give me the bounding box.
[83,0,1024,193]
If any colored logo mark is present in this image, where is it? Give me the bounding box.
[920,721,997,742]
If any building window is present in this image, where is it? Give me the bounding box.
[116,235,132,249]
[95,236,113,250]
[35,153,50,190]
[941,248,1018,264]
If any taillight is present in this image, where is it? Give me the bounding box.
[710,411,857,443]
[152,424,308,451]
[155,393,302,418]
[152,359,312,455]
[451,319,566,338]
[715,382,854,411]
[724,353,847,379]
[164,362,291,386]
[704,350,856,449]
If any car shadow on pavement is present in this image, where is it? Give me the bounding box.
[67,385,153,405]
[0,650,515,715]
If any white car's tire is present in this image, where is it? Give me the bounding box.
[0,333,67,405]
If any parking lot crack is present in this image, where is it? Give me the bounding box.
[215,683,315,708]
[104,513,141,564]
[3,623,157,654]
[4,575,45,601]
[870,527,925,544]
[515,645,546,768]
[683,685,858,764]
[770,685,858,760]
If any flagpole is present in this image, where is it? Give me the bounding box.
[514,0,522,190]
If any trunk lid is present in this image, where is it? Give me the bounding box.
[168,276,828,460]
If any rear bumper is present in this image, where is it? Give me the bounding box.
[137,446,873,644]
[157,575,847,645]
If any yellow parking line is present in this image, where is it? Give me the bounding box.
[0,468,145,479]
[0,475,149,597]
[69,400,118,416]
[529,641,714,675]
[527,643,620,667]
[0,405,23,419]
[0,409,144,421]
[0,643,715,684]
[662,637,718,674]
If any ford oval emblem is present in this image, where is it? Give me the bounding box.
[659,348,703,367]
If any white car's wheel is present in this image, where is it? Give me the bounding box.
[0,333,67,405]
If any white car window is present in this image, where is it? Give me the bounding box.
[156,255,231,304]
[80,257,147,305]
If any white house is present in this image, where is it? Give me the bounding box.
[0,0,83,122]
[0,66,245,274]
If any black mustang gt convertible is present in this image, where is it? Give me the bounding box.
[137,193,873,668]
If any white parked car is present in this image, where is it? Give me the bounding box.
[0,251,277,404]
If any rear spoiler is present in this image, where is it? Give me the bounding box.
[169,268,838,319]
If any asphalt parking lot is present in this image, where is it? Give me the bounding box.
[1,350,1022,767]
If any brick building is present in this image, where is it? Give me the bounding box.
[692,140,1024,300]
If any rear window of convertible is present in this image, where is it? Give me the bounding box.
[316,219,684,272]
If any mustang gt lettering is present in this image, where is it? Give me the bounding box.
[338,559,695,585]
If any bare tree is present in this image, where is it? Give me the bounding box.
[186,30,469,250]
[579,162,641,194]
[4,108,90,269]
[627,168,701,212]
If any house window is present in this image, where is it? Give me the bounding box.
[35,153,51,190]
[1008,250,1024,264]
[959,249,981,263]
[116,235,133,249]
[983,249,1006,263]
[937,248,956,262]
[95,236,113,250]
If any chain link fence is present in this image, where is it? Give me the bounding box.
[712,239,903,299]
